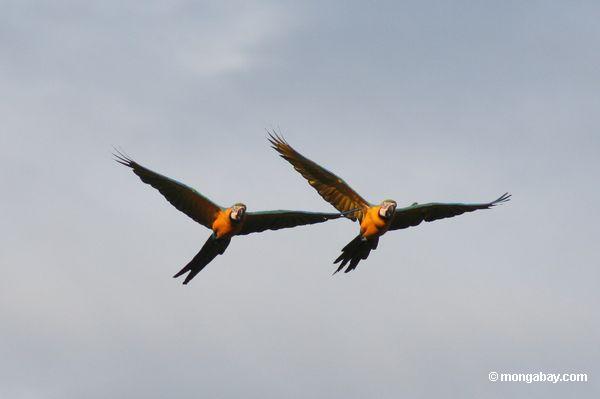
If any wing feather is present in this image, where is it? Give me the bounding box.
[238,210,343,235]
[390,193,511,230]
[268,133,370,221]
[114,150,222,229]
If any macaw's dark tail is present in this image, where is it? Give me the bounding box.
[173,235,231,284]
[333,235,379,274]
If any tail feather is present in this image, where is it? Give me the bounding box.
[173,235,231,284]
[333,235,379,274]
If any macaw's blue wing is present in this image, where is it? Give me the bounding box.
[114,150,222,229]
[268,132,371,222]
[390,193,511,230]
[238,210,344,235]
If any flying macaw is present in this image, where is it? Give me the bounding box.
[114,150,352,284]
[268,133,511,274]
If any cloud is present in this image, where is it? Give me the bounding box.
[173,5,292,76]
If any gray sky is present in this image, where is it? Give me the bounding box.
[1,1,599,398]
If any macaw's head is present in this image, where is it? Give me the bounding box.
[378,199,397,219]
[230,203,247,222]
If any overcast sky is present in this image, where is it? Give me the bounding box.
[1,1,599,398]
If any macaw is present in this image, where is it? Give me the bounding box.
[114,150,352,284]
[268,133,510,274]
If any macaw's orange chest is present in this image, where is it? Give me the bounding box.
[212,208,243,239]
[360,206,391,239]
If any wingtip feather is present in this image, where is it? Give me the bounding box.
[490,192,511,206]
[112,146,136,168]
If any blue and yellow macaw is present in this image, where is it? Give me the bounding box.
[114,150,351,284]
[268,133,510,274]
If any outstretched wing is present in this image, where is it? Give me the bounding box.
[268,132,370,221]
[389,193,510,230]
[238,210,343,235]
[114,150,222,229]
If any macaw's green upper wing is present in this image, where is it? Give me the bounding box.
[389,193,510,230]
[268,133,371,222]
[114,150,223,229]
[237,210,344,235]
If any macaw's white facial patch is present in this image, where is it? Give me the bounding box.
[230,204,247,221]
[379,200,397,219]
